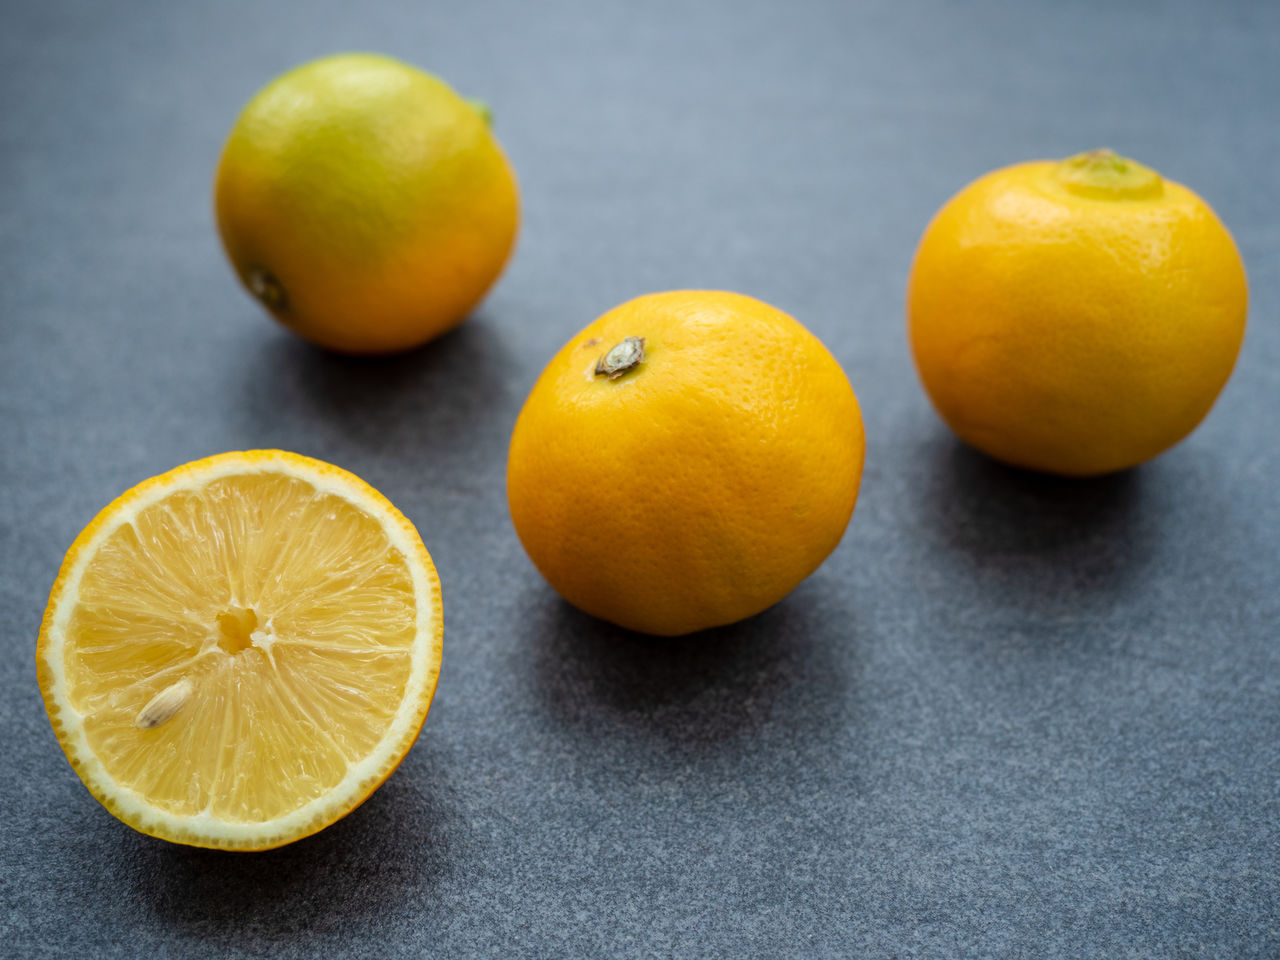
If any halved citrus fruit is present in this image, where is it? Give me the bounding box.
[36,450,442,850]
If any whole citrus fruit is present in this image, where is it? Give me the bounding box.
[37,451,443,850]
[907,149,1247,476]
[507,290,865,637]
[215,53,519,354]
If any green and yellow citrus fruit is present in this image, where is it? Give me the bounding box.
[215,53,519,354]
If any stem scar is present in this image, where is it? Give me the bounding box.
[594,337,646,380]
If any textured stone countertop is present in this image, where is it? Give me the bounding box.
[2,0,1278,956]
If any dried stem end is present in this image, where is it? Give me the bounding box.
[246,266,288,312]
[594,336,646,380]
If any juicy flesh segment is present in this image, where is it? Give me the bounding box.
[62,473,417,823]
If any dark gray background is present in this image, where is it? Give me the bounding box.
[2,0,1277,956]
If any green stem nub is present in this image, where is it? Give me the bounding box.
[595,337,646,380]
[468,98,494,126]
[1053,148,1164,201]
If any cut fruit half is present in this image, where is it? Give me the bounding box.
[36,450,443,851]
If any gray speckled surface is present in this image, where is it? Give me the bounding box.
[2,0,1279,956]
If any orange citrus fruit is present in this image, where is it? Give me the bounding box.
[907,149,1247,476]
[507,290,865,637]
[36,451,443,850]
[215,52,519,354]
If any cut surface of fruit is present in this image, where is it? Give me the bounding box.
[36,451,442,850]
